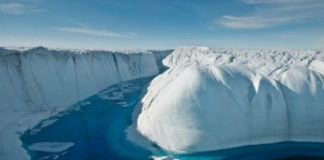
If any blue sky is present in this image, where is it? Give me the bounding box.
[0,0,324,50]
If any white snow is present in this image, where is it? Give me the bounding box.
[129,46,324,153]
[40,119,58,128]
[0,47,171,160]
[28,142,74,153]
[151,156,179,160]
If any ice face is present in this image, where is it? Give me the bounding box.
[0,47,171,112]
[131,46,324,153]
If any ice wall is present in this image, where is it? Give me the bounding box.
[131,46,324,153]
[0,47,170,112]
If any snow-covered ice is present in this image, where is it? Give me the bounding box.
[28,142,74,153]
[151,156,179,160]
[40,119,58,128]
[130,46,324,153]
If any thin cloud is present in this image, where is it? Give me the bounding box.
[217,0,324,29]
[55,27,135,38]
[219,15,294,29]
[0,2,44,15]
[0,3,27,14]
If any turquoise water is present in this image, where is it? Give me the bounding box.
[21,77,324,160]
[21,77,154,160]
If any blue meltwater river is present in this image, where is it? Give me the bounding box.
[21,77,324,160]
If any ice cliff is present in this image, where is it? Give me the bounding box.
[0,47,171,112]
[131,46,324,153]
[0,46,171,159]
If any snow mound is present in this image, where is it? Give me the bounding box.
[131,46,324,153]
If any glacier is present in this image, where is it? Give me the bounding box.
[130,46,324,153]
[0,47,171,160]
[2,46,324,159]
